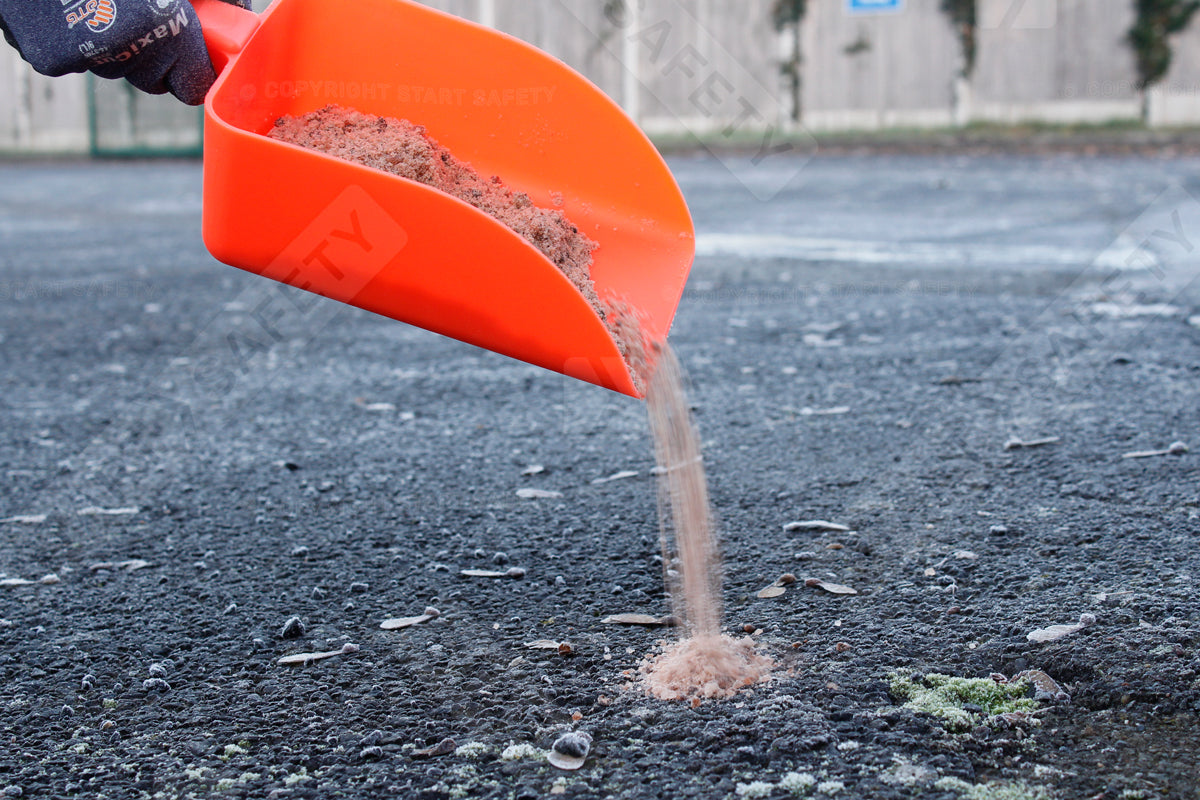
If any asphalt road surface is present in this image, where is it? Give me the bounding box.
[2,153,1199,799]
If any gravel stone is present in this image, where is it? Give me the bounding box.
[279,617,305,639]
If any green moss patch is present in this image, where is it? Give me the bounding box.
[889,672,1038,733]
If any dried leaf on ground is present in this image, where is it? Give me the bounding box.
[783,520,851,533]
[1,515,47,524]
[756,573,797,599]
[1004,436,1061,450]
[88,559,153,572]
[524,640,562,650]
[277,643,359,666]
[1014,669,1071,703]
[412,738,457,758]
[0,578,35,588]
[77,506,139,516]
[516,488,563,499]
[460,567,526,579]
[601,613,673,626]
[1122,441,1189,459]
[1027,613,1096,643]
[798,406,851,416]
[380,607,440,630]
[591,471,638,485]
[805,578,858,595]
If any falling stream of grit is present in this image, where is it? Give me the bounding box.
[639,344,772,702]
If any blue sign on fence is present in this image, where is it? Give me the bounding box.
[848,0,903,12]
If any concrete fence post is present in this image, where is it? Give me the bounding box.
[478,0,496,27]
[620,0,641,125]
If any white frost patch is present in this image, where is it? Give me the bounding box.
[453,742,492,759]
[696,232,1107,269]
[499,743,541,761]
[735,781,775,798]
[283,767,310,785]
[880,758,935,787]
[1089,301,1184,318]
[780,772,818,794]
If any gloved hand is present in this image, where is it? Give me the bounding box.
[0,0,250,106]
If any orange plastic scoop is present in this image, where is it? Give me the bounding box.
[194,0,694,397]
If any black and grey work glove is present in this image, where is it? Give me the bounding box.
[0,0,250,106]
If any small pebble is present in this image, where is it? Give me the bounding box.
[548,731,592,770]
[835,641,852,653]
[290,546,309,558]
[492,552,509,565]
[350,582,369,593]
[280,616,305,639]
[81,674,96,691]
[312,587,327,599]
[360,746,384,760]
[147,663,168,678]
[223,603,238,615]
[989,525,1009,535]
[142,678,170,692]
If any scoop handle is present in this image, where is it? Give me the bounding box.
[193,0,261,76]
